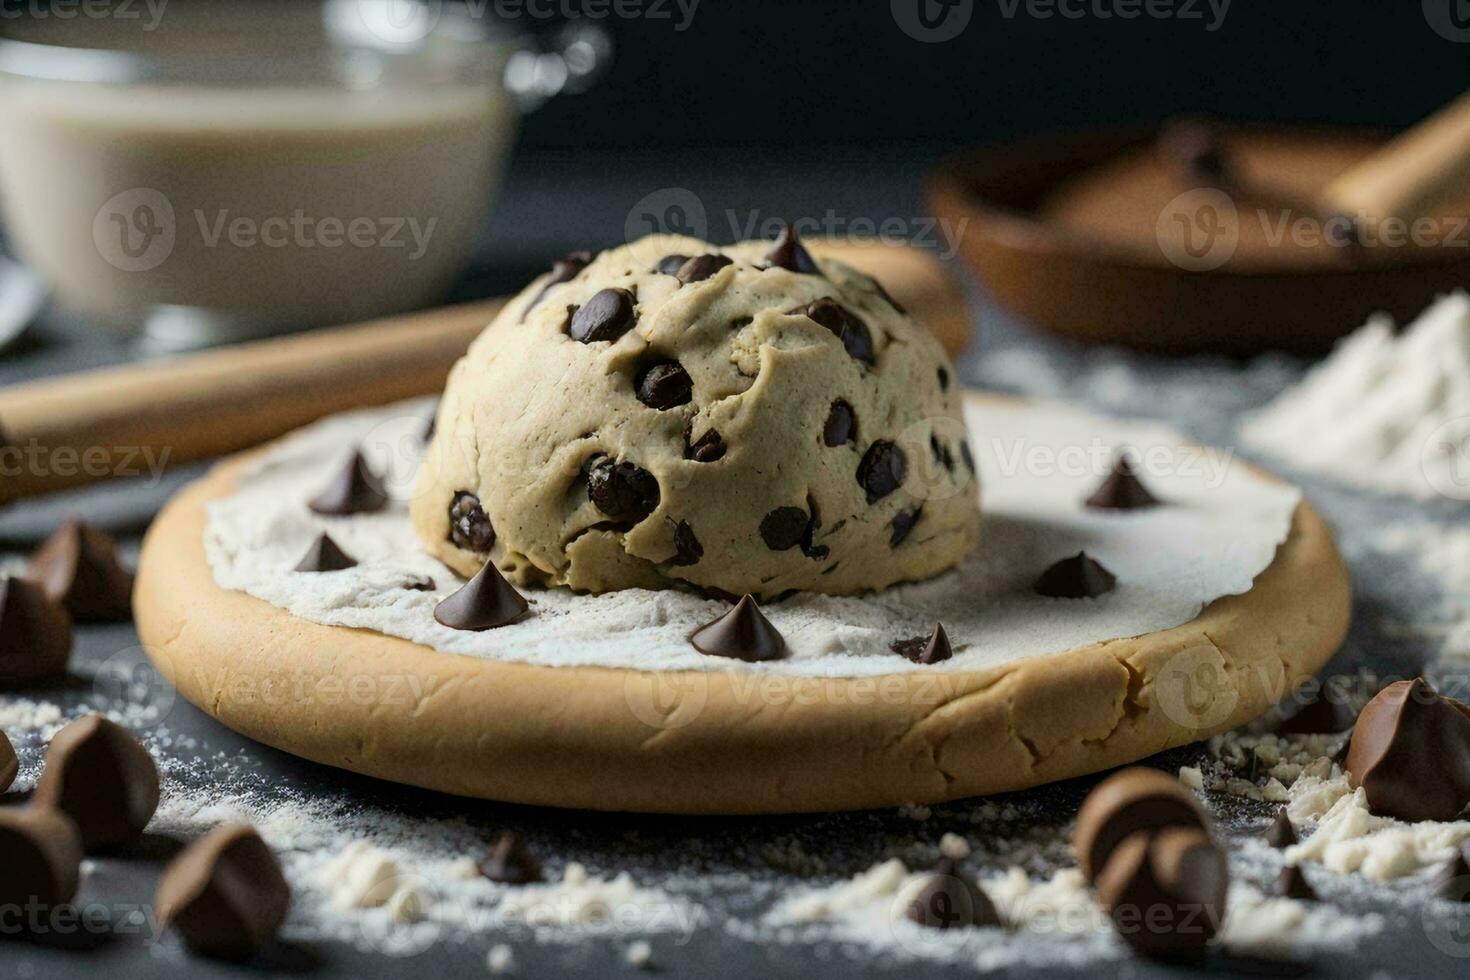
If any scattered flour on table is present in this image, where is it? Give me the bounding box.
[1377,522,1470,663]
[1242,291,1470,501]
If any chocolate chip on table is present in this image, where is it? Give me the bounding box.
[586,456,661,523]
[856,440,906,503]
[760,507,810,551]
[669,521,703,566]
[1094,827,1228,961]
[479,831,542,885]
[905,856,1002,930]
[567,287,637,343]
[1274,685,1356,734]
[155,825,291,961]
[1035,551,1116,599]
[823,400,856,447]
[1086,455,1161,511]
[1264,809,1297,849]
[0,729,15,793]
[0,808,83,919]
[764,223,821,274]
[892,623,952,665]
[889,508,921,547]
[791,298,876,365]
[655,254,690,276]
[1342,676,1470,822]
[1433,847,1470,902]
[675,253,733,284]
[684,425,727,463]
[449,491,496,553]
[0,575,73,688]
[1073,767,1209,882]
[26,519,134,622]
[293,533,357,573]
[33,713,160,850]
[434,560,530,631]
[1273,864,1318,901]
[309,450,388,516]
[690,594,787,662]
[522,250,594,319]
[635,361,694,410]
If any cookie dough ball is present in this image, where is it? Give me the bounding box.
[412,230,980,598]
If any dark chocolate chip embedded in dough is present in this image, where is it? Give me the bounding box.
[1035,552,1117,599]
[655,254,690,276]
[857,440,907,503]
[434,561,530,631]
[890,508,921,547]
[1073,767,1209,882]
[670,521,703,566]
[0,575,72,687]
[764,223,821,275]
[449,492,497,553]
[1264,809,1297,849]
[309,450,388,516]
[930,434,954,472]
[676,254,733,284]
[1342,677,1470,822]
[586,457,661,524]
[293,533,357,573]
[1274,864,1318,901]
[689,594,786,662]
[26,520,134,622]
[0,809,83,919]
[904,856,1002,930]
[792,298,875,365]
[685,426,727,463]
[960,441,975,473]
[479,831,542,885]
[893,623,952,665]
[1086,455,1162,511]
[823,401,856,447]
[635,361,694,411]
[33,713,160,850]
[155,825,291,961]
[937,366,951,391]
[567,287,637,343]
[760,507,810,551]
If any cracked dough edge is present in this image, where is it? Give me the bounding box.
[135,394,1350,814]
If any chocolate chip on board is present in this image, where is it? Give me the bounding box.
[1273,864,1318,901]
[1433,848,1470,902]
[433,561,530,631]
[904,856,1002,930]
[1094,827,1228,961]
[0,575,73,688]
[26,520,134,622]
[1085,455,1162,511]
[1342,677,1470,822]
[449,492,496,553]
[155,825,291,961]
[1073,767,1209,882]
[33,713,160,850]
[690,594,787,662]
[308,450,388,516]
[1264,809,1297,849]
[764,223,822,274]
[479,831,543,885]
[567,287,637,343]
[292,533,357,573]
[0,729,16,793]
[0,808,83,919]
[1034,552,1117,599]
[892,623,952,665]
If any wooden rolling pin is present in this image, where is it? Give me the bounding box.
[0,241,968,506]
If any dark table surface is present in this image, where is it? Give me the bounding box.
[2,152,1469,978]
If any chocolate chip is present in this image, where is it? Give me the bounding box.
[0,575,72,688]
[309,450,388,516]
[635,361,693,410]
[676,254,733,284]
[690,594,786,662]
[1343,677,1470,822]
[904,857,1002,930]
[0,730,15,793]
[670,521,703,566]
[1073,767,1209,882]
[33,714,160,850]
[567,287,637,343]
[1433,849,1470,902]
[685,425,727,463]
[1274,686,1356,734]
[937,366,951,391]
[892,623,952,665]
[434,561,529,631]
[960,441,974,473]
[523,250,593,319]
[870,276,907,314]
[792,298,875,365]
[823,401,856,447]
[890,508,921,547]
[1094,827,1228,961]
[1274,864,1317,901]
[155,825,291,961]
[449,491,496,553]
[1086,455,1161,510]
[800,495,829,560]
[760,507,810,551]
[857,440,906,503]
[293,533,356,573]
[26,520,134,622]
[586,457,661,524]
[929,434,954,472]
[1265,809,1297,849]
[1035,552,1116,599]
[655,254,690,276]
[479,831,542,885]
[764,223,821,274]
[0,809,82,918]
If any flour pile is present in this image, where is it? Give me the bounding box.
[1242,292,1470,501]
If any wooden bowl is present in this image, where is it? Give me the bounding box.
[927,123,1470,355]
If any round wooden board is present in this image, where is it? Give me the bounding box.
[135,393,1350,814]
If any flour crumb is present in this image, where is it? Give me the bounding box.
[624,940,653,969]
[316,841,404,910]
[939,833,971,860]
[487,944,515,973]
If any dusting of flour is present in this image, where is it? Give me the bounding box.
[204,398,1299,676]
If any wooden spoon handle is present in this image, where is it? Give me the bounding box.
[1320,90,1470,225]
[0,242,967,507]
